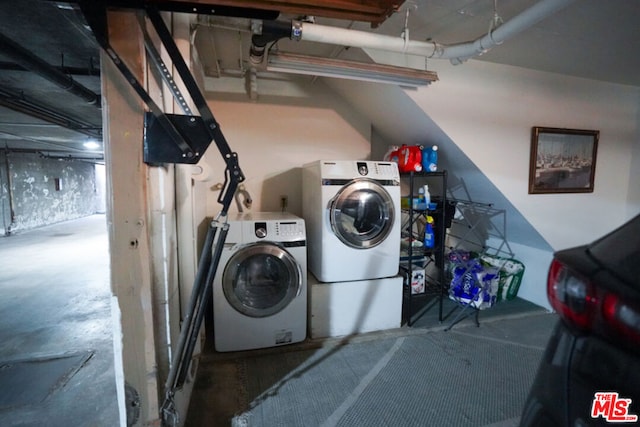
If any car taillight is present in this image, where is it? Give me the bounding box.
[548,258,640,347]
[547,259,597,329]
[602,294,640,343]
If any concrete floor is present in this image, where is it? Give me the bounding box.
[187,300,555,426]
[182,219,552,425]
[0,215,556,427]
[0,215,119,427]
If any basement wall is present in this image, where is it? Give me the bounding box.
[0,151,99,235]
[326,57,640,309]
[198,75,371,218]
[407,59,640,249]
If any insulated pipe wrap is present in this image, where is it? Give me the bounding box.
[296,0,576,63]
[300,22,437,57]
[446,0,576,63]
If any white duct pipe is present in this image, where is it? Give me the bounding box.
[298,0,576,64]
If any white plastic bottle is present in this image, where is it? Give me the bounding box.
[423,185,431,207]
[417,187,425,209]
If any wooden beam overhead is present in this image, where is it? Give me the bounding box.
[147,0,404,26]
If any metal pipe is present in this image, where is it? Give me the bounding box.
[250,19,292,65]
[0,90,102,139]
[438,0,577,64]
[0,60,100,77]
[2,149,16,235]
[296,0,576,65]
[0,31,100,106]
[0,130,90,153]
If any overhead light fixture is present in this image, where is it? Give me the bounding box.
[83,140,101,150]
[266,52,438,88]
[55,3,76,10]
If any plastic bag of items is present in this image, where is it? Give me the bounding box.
[448,250,499,310]
[479,254,525,302]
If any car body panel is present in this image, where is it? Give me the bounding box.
[587,216,640,291]
[521,214,640,427]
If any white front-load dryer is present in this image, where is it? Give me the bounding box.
[212,212,307,352]
[302,160,401,282]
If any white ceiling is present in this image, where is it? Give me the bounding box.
[196,0,640,88]
[397,0,640,87]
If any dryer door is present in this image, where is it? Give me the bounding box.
[329,178,395,249]
[222,242,302,318]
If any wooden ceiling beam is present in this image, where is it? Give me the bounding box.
[146,0,404,26]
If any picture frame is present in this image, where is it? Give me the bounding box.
[529,126,599,194]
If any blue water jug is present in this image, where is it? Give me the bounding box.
[422,145,438,172]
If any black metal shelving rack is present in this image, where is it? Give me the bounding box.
[400,170,447,326]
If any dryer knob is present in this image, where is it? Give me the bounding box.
[357,161,368,176]
[255,227,267,238]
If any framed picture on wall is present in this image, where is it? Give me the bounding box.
[529,126,599,194]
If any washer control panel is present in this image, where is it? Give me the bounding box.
[275,221,305,239]
[253,220,305,241]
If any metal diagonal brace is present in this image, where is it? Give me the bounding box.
[161,216,230,427]
[79,0,247,195]
[79,0,196,162]
[77,2,251,425]
[79,0,246,210]
[143,5,245,210]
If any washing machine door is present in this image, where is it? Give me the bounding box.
[222,242,302,318]
[329,178,395,249]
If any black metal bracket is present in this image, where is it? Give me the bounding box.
[78,1,252,213]
[143,113,208,164]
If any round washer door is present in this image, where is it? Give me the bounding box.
[329,178,395,249]
[222,242,302,318]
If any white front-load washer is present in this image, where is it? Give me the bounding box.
[302,160,401,282]
[212,212,307,352]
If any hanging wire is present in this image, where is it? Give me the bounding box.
[401,7,410,43]
[488,0,504,45]
[398,3,429,71]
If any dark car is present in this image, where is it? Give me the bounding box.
[520,214,640,426]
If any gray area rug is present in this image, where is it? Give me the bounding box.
[229,313,554,427]
[0,351,93,409]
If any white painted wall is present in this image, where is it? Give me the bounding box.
[408,59,640,250]
[197,75,371,218]
[504,241,554,309]
[325,56,639,309]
